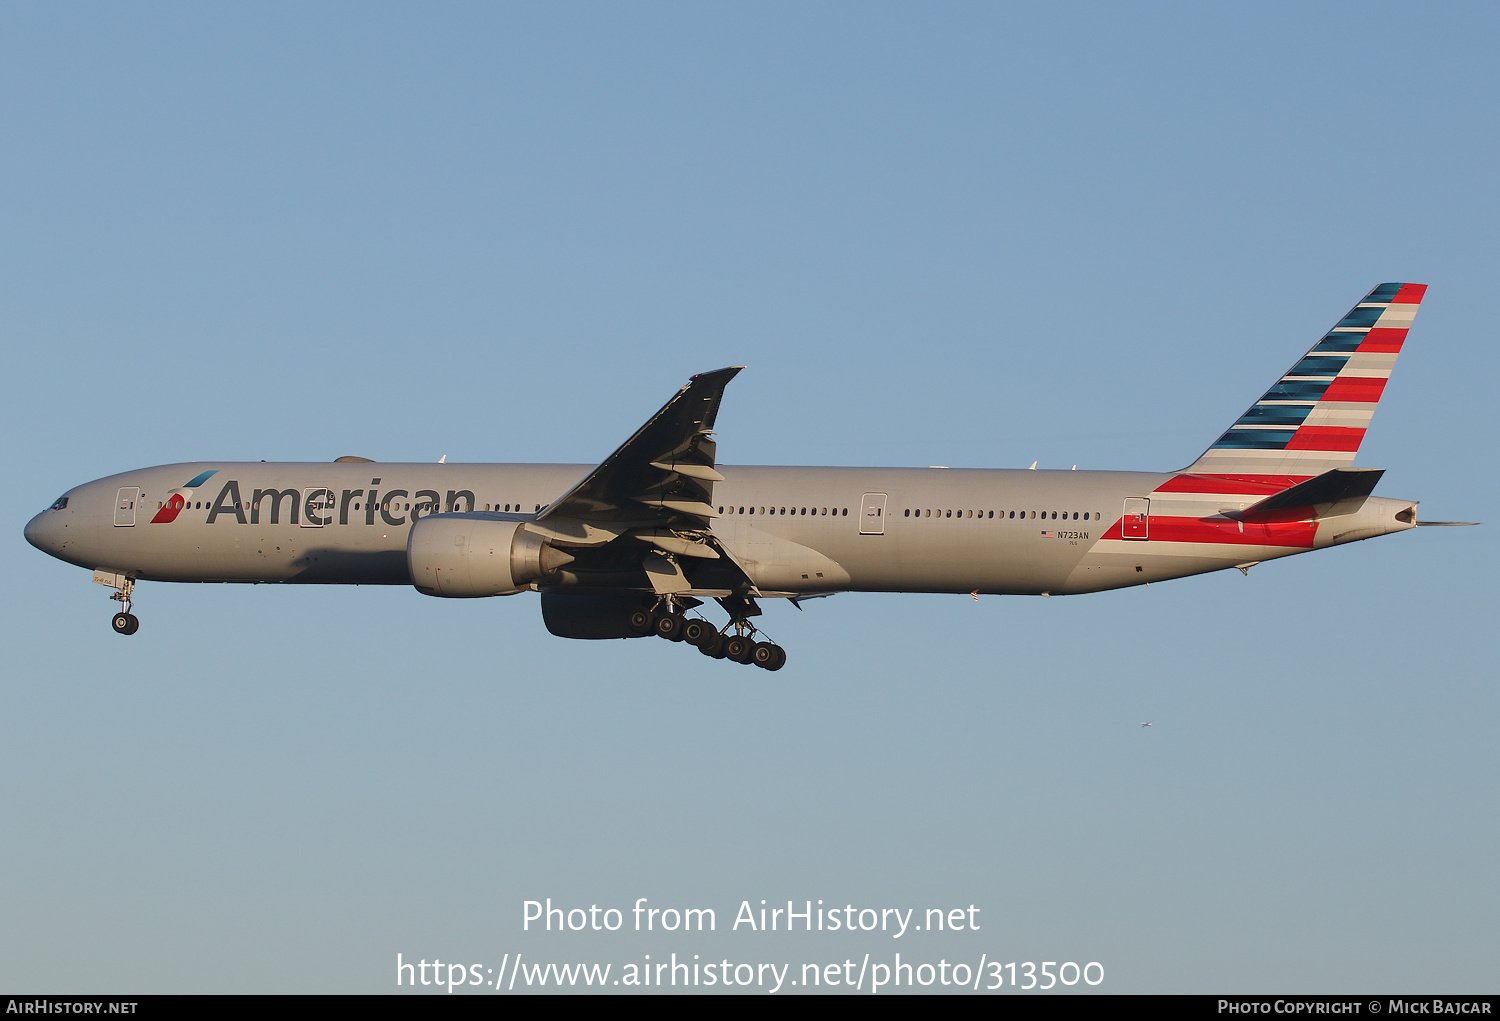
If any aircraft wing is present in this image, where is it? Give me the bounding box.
[539,366,742,525]
[533,367,757,596]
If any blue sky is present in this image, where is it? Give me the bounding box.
[2,2,1495,993]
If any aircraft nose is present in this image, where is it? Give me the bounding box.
[24,511,61,555]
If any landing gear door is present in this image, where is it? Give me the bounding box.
[114,487,139,527]
[1122,497,1150,540]
[859,492,888,535]
[302,487,334,528]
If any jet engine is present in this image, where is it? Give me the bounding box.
[407,514,574,597]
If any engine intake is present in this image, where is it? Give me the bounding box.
[408,514,574,597]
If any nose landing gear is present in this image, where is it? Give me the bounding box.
[108,577,139,635]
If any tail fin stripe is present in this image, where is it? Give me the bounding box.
[1266,379,1336,400]
[1312,335,1368,353]
[1335,306,1387,328]
[1357,328,1407,353]
[1320,376,1387,402]
[1287,354,1353,375]
[1342,352,1397,377]
[1239,406,1314,426]
[1286,427,1365,451]
[1214,430,1299,448]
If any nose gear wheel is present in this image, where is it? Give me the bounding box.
[108,578,140,635]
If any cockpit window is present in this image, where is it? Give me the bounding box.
[50,496,68,510]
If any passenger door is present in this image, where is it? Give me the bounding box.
[114,487,138,527]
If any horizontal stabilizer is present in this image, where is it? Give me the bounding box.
[1415,520,1479,526]
[1236,467,1385,517]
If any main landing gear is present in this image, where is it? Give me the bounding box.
[627,601,786,671]
[109,578,139,635]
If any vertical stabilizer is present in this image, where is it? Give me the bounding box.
[1183,283,1426,479]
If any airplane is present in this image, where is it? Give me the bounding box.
[25,283,1472,671]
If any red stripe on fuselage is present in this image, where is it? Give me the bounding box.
[1152,474,1312,496]
[1150,516,1316,547]
[1098,515,1316,548]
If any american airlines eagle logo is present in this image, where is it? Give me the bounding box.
[149,470,218,523]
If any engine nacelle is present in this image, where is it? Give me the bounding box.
[407,514,574,597]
